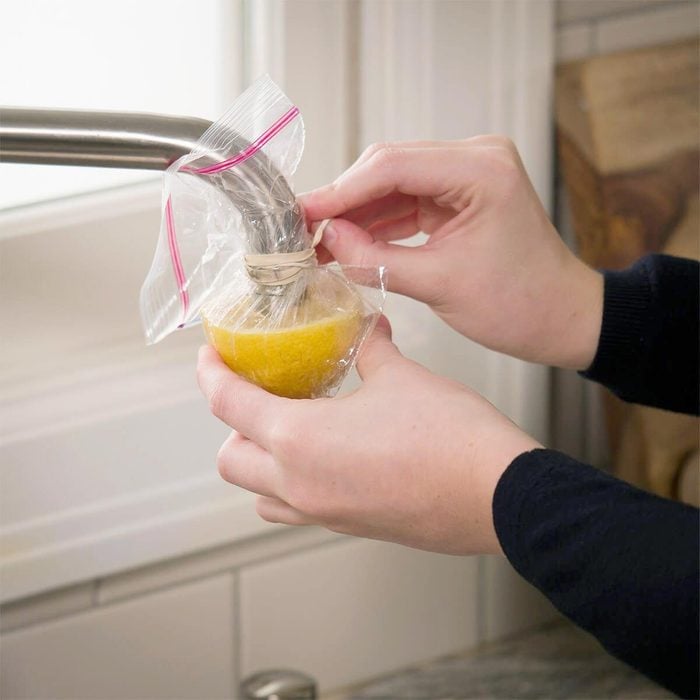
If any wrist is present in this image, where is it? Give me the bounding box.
[550,258,604,371]
[488,247,604,371]
[570,263,604,371]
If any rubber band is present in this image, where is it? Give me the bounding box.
[244,220,328,286]
[166,106,300,314]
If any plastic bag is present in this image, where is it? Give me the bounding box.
[140,75,386,398]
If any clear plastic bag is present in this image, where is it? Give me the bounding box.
[140,75,386,398]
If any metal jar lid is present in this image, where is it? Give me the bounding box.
[240,669,317,700]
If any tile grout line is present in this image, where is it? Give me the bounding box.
[582,18,594,57]
[476,555,487,644]
[1,582,99,635]
[556,0,695,29]
[2,532,349,633]
[231,570,242,694]
[590,16,600,57]
[93,532,350,607]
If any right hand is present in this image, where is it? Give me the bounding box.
[300,138,603,370]
[198,318,541,556]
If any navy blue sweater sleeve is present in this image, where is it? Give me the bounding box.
[493,449,700,698]
[581,254,699,415]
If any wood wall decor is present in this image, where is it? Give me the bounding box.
[555,37,699,504]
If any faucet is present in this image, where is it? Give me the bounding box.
[0,107,305,256]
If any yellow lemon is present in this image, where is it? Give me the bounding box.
[202,275,365,399]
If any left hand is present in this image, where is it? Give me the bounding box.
[196,318,540,555]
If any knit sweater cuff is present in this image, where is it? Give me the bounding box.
[492,448,557,573]
[579,261,652,389]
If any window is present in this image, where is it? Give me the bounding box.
[0,0,241,209]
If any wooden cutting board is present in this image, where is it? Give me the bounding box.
[555,37,699,504]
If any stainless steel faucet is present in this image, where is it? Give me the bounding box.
[0,107,305,257]
[0,107,211,170]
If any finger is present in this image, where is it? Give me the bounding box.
[315,243,334,265]
[321,218,442,302]
[355,315,403,380]
[341,139,473,178]
[413,202,455,235]
[342,191,416,230]
[255,495,318,526]
[197,345,289,449]
[217,431,280,497]
[300,137,509,222]
[367,211,421,242]
[306,143,457,214]
[300,146,472,220]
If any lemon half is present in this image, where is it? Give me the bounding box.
[202,275,364,399]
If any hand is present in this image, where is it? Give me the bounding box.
[301,138,604,371]
[197,319,540,555]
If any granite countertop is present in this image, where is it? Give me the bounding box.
[331,622,672,700]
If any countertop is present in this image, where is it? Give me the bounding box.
[332,621,672,699]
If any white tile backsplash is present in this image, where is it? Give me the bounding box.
[0,582,94,633]
[97,527,340,604]
[556,0,697,63]
[557,0,674,26]
[594,2,699,53]
[1,574,235,700]
[239,538,480,692]
[557,22,596,62]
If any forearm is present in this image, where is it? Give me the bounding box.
[493,449,700,698]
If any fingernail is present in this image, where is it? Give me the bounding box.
[312,218,335,246]
[320,219,336,245]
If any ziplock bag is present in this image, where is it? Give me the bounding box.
[140,76,386,398]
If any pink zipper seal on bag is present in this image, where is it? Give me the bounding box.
[191,106,299,176]
[165,196,190,326]
[165,105,300,327]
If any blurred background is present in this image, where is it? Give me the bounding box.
[0,1,697,698]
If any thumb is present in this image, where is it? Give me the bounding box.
[320,218,439,302]
[356,315,402,380]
